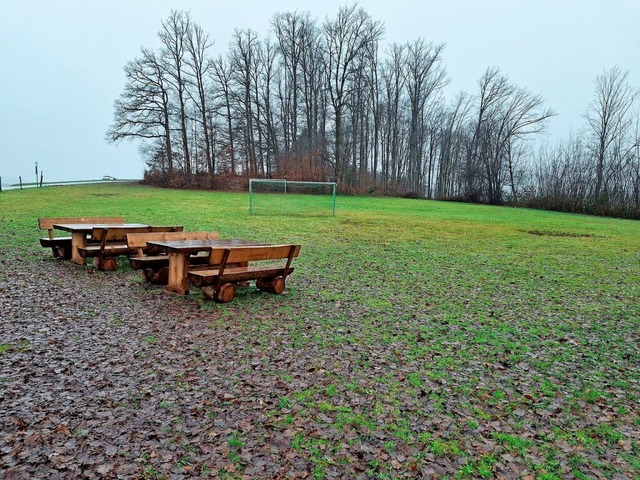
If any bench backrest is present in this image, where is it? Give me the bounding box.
[38,216,124,239]
[208,244,301,265]
[126,230,220,257]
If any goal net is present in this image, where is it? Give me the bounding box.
[249,179,337,216]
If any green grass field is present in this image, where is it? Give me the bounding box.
[1,183,638,478]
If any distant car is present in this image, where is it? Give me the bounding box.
[102,175,117,180]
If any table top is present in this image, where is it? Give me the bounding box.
[53,223,150,233]
[147,238,268,255]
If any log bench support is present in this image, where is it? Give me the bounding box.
[188,244,301,303]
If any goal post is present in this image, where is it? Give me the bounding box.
[249,179,337,216]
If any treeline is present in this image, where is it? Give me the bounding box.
[107,6,640,218]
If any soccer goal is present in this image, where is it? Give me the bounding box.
[249,179,337,216]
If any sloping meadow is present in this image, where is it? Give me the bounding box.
[1,184,638,478]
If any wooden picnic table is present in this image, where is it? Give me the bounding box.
[53,223,150,265]
[146,238,268,295]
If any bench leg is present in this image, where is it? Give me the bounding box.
[70,232,87,265]
[166,253,190,295]
[257,276,285,294]
[216,283,236,303]
[60,245,72,260]
[201,286,216,300]
[143,267,169,285]
[94,257,117,271]
[201,283,236,303]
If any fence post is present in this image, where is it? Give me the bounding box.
[40,171,43,187]
[19,176,23,190]
[0,176,2,192]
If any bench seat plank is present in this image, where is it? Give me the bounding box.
[78,243,130,258]
[188,265,295,287]
[39,237,72,247]
[129,254,210,271]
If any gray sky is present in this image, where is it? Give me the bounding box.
[1,0,638,185]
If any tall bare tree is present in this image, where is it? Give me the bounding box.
[435,92,471,198]
[467,68,553,203]
[185,19,214,176]
[273,11,306,153]
[229,28,261,176]
[298,18,324,156]
[584,67,638,201]
[106,47,174,174]
[380,44,407,193]
[403,39,447,194]
[322,3,383,182]
[159,10,192,179]
[211,56,237,173]
[258,39,280,175]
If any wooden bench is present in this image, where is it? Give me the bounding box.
[38,216,124,259]
[187,244,301,303]
[127,230,220,284]
[78,225,183,271]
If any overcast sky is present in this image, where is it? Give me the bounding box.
[1,0,638,185]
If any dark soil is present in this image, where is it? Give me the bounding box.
[1,249,638,479]
[3,251,384,478]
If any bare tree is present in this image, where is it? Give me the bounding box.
[106,47,174,174]
[258,39,280,175]
[468,67,553,203]
[403,39,447,194]
[273,11,305,153]
[498,87,554,200]
[435,92,472,198]
[298,18,324,156]
[211,56,237,173]
[185,19,214,177]
[380,43,407,193]
[584,67,638,201]
[229,28,261,176]
[322,3,383,182]
[467,67,513,201]
[159,10,192,179]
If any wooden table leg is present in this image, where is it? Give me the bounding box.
[70,232,87,265]
[166,252,190,295]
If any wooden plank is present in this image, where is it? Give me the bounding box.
[78,244,130,258]
[39,216,124,232]
[185,244,302,302]
[70,232,88,265]
[128,254,209,271]
[150,225,184,233]
[39,237,73,259]
[38,216,124,258]
[188,265,294,287]
[208,244,301,264]
[127,230,219,252]
[148,238,265,255]
[81,226,182,262]
[167,252,190,295]
[90,226,153,242]
[39,237,72,247]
